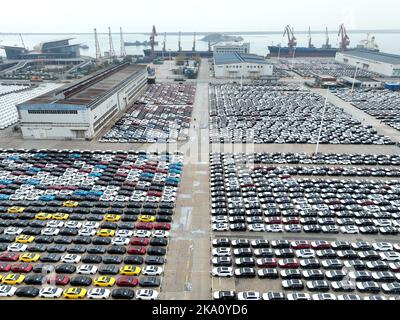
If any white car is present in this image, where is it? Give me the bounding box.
[136,289,159,300]
[142,266,163,276]
[133,230,152,238]
[212,248,231,257]
[111,237,130,246]
[41,228,60,236]
[373,242,393,252]
[46,221,64,228]
[39,287,63,298]
[212,223,229,231]
[237,291,261,300]
[4,227,23,235]
[212,267,233,277]
[64,221,82,229]
[379,252,400,261]
[79,228,97,237]
[0,285,17,297]
[337,294,362,301]
[312,293,337,301]
[61,254,81,264]
[211,216,228,223]
[266,225,283,233]
[83,222,100,229]
[287,293,311,300]
[248,224,265,232]
[116,230,134,238]
[87,288,111,299]
[77,265,98,275]
[340,226,359,234]
[7,243,27,252]
[152,230,170,238]
[295,249,316,259]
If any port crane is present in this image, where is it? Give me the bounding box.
[19,34,26,49]
[283,25,297,50]
[149,25,158,60]
[120,27,126,58]
[192,32,196,52]
[94,28,102,65]
[308,27,314,48]
[178,31,182,52]
[324,27,331,48]
[338,23,350,51]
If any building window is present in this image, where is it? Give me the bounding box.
[27,110,78,115]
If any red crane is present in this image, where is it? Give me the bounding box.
[283,25,297,49]
[149,25,158,60]
[338,24,350,51]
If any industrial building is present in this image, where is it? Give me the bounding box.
[338,76,383,89]
[1,39,81,60]
[214,52,273,79]
[17,63,147,140]
[213,43,250,54]
[335,50,400,77]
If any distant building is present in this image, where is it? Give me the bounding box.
[385,82,400,91]
[213,43,250,54]
[335,50,400,77]
[17,63,147,140]
[1,39,80,60]
[214,52,273,79]
[338,76,383,89]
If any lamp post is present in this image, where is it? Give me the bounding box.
[351,63,359,92]
[169,49,172,71]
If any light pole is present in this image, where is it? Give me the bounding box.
[291,47,296,69]
[240,65,244,90]
[278,43,281,60]
[169,49,172,71]
[315,86,330,154]
[351,63,359,92]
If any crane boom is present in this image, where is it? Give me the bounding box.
[338,23,350,51]
[149,25,158,60]
[19,34,26,49]
[283,25,297,49]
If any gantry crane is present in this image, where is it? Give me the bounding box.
[149,25,158,61]
[283,25,297,49]
[338,23,350,51]
[308,27,314,48]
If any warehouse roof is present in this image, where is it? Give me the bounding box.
[341,50,400,65]
[214,52,269,65]
[20,63,146,107]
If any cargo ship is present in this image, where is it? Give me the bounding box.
[143,49,213,59]
[267,25,379,58]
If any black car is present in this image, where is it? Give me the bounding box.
[112,288,135,300]
[47,245,67,253]
[15,286,40,298]
[147,247,167,256]
[59,228,78,236]
[40,254,61,263]
[124,256,144,265]
[103,256,123,265]
[73,236,92,245]
[92,237,112,245]
[70,276,92,287]
[55,264,76,274]
[258,268,279,279]
[82,255,102,264]
[54,236,73,244]
[24,274,46,285]
[138,276,161,287]
[27,244,47,253]
[118,223,136,230]
[35,236,54,244]
[33,264,55,274]
[87,246,107,255]
[67,246,87,254]
[98,265,119,275]
[150,238,168,247]
[0,235,15,243]
[22,228,42,236]
[156,215,172,223]
[145,256,165,265]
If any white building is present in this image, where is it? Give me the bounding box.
[214,53,273,79]
[17,63,147,140]
[214,43,250,54]
[335,50,400,77]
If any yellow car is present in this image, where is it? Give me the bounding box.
[119,266,141,276]
[63,201,79,208]
[20,253,40,263]
[2,274,25,285]
[35,212,53,220]
[97,229,115,237]
[93,276,116,287]
[16,235,35,244]
[51,213,69,220]
[104,214,121,222]
[7,207,25,214]
[63,287,87,299]
[138,215,156,223]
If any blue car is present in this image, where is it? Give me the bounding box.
[73,190,89,197]
[25,179,41,186]
[0,195,10,200]
[39,195,56,201]
[0,179,13,185]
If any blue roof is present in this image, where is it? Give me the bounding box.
[342,50,400,65]
[214,52,269,65]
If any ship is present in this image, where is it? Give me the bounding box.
[143,49,213,59]
[125,40,159,46]
[267,25,379,58]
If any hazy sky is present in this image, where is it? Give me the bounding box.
[0,0,397,33]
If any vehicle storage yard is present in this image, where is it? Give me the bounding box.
[0,58,400,300]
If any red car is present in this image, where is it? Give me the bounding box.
[278,259,300,269]
[256,258,277,268]
[154,223,171,231]
[291,241,311,249]
[311,241,332,250]
[135,223,154,230]
[282,217,300,225]
[130,238,149,246]
[147,191,162,197]
[0,263,11,272]
[11,263,33,273]
[0,253,20,262]
[116,276,139,287]
[265,217,282,225]
[128,246,147,255]
[47,275,70,286]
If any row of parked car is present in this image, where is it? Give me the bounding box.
[211,238,400,298]
[0,149,184,300]
[335,88,400,132]
[210,152,400,235]
[209,84,393,144]
[137,83,196,105]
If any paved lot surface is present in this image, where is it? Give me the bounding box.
[1,58,400,300]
